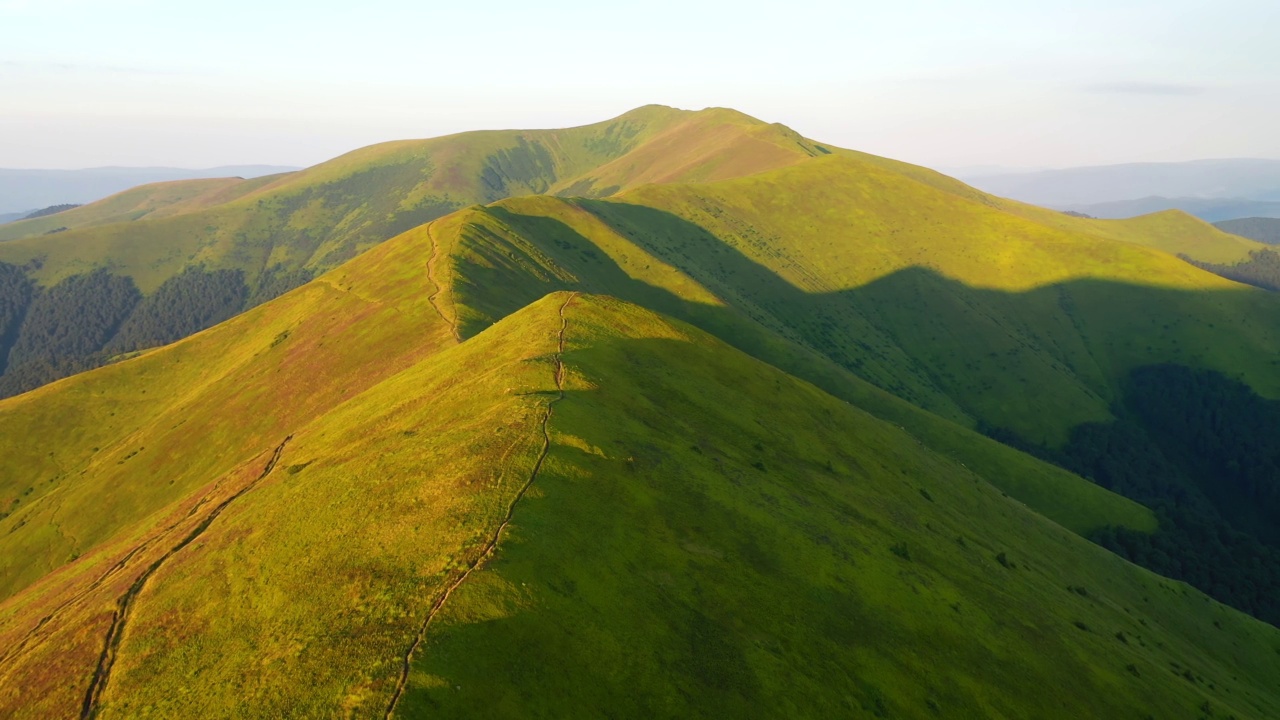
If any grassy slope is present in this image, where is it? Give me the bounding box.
[0,294,563,718]
[13,137,1251,568]
[411,150,1280,450]
[0,186,1156,605]
[993,200,1272,264]
[0,294,1275,719]
[427,197,1154,536]
[1091,211,1268,263]
[549,107,822,196]
[0,225,452,599]
[405,295,1280,720]
[0,106,817,294]
[0,106,1249,316]
[603,156,1280,444]
[0,176,279,243]
[0,194,1159,711]
[0,109,1277,717]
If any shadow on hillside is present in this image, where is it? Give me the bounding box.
[463,200,1280,449]
[461,200,1280,629]
[395,330,1136,719]
[393,333,1278,719]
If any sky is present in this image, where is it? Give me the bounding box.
[1,0,1278,172]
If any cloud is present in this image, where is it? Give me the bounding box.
[1085,81,1208,96]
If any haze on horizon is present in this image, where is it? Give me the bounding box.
[1,0,1277,172]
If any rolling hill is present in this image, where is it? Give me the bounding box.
[3,107,1280,717]
[0,166,298,216]
[0,106,836,397]
[1059,196,1280,222]
[0,107,1263,401]
[0,177,284,242]
[0,105,820,271]
[0,285,1276,718]
[1216,217,1280,244]
[432,157,1280,446]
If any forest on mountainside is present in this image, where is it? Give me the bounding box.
[108,267,248,352]
[0,269,140,397]
[1183,249,1280,292]
[0,262,311,398]
[986,364,1280,625]
[5,269,141,370]
[0,263,33,374]
[246,264,315,308]
[22,204,81,220]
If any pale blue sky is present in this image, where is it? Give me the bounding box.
[2,0,1277,170]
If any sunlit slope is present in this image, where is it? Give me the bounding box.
[1098,210,1272,263]
[0,175,285,242]
[424,199,1155,536]
[549,107,825,196]
[991,199,1272,264]
[0,228,454,600]
[0,176,282,243]
[437,154,1280,445]
[0,105,820,293]
[621,157,1280,443]
[1,295,1274,719]
[0,186,1159,612]
[0,294,567,718]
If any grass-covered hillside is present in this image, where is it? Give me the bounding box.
[991,200,1273,264]
[0,106,1258,404]
[416,156,1280,448]
[0,106,831,397]
[3,107,1280,718]
[0,105,817,291]
[1,292,1277,719]
[0,224,455,601]
[403,152,1280,629]
[0,176,284,243]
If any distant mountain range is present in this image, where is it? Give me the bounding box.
[0,165,299,216]
[1060,196,1280,222]
[961,159,1280,221]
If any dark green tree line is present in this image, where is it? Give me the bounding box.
[109,266,249,352]
[5,269,140,369]
[0,262,34,374]
[985,364,1280,626]
[0,269,140,397]
[1183,249,1280,293]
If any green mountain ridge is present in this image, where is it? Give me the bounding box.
[2,293,1277,719]
[0,106,1254,401]
[434,156,1280,446]
[0,105,819,284]
[2,107,1280,717]
[0,105,834,396]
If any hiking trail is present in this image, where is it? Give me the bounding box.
[79,436,292,719]
[383,293,577,719]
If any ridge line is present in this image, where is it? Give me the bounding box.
[383,291,578,719]
[424,221,461,342]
